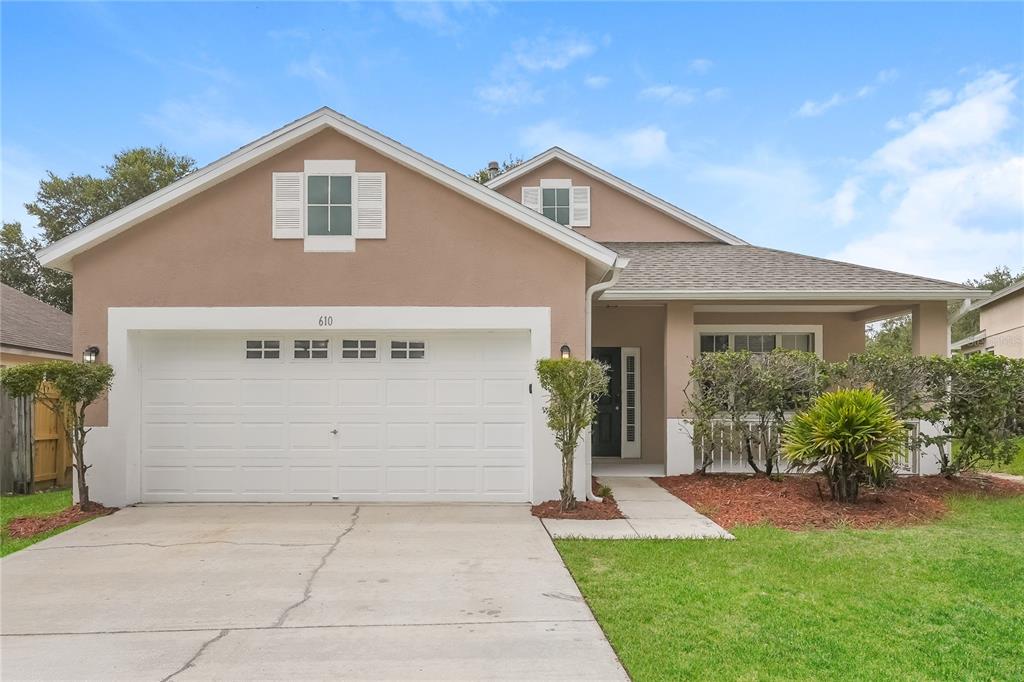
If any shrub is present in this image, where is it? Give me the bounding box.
[536,357,609,512]
[1,361,114,508]
[782,388,906,502]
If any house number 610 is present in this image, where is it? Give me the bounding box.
[318,315,334,327]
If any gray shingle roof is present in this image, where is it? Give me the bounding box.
[604,242,977,294]
[1,284,73,356]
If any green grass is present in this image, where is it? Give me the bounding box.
[983,437,1024,476]
[557,496,1024,681]
[0,489,75,557]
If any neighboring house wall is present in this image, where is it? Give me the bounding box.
[493,158,718,243]
[72,129,589,425]
[1,349,71,367]
[978,289,1024,358]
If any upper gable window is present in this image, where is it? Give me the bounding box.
[542,188,570,226]
[307,175,352,236]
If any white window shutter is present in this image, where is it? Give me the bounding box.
[354,172,386,239]
[570,186,591,227]
[522,186,541,212]
[272,172,303,239]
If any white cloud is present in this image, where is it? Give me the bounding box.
[689,58,713,74]
[797,69,898,117]
[520,121,670,168]
[886,88,954,131]
[584,75,609,89]
[830,70,1024,281]
[512,35,595,71]
[639,84,696,106]
[393,2,495,36]
[476,80,542,109]
[829,178,861,225]
[288,55,334,85]
[144,89,261,148]
[705,87,729,101]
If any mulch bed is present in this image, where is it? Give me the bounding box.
[6,503,117,539]
[654,473,1024,531]
[531,478,624,520]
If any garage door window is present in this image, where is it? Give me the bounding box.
[245,340,281,360]
[294,339,329,360]
[341,339,377,360]
[391,340,426,360]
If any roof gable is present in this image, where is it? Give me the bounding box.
[38,109,619,273]
[486,147,746,246]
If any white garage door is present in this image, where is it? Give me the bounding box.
[139,331,532,502]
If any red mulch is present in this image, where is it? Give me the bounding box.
[6,503,116,539]
[531,478,624,520]
[654,473,1024,531]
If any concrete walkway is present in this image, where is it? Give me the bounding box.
[543,477,734,540]
[2,504,626,681]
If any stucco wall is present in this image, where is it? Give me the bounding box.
[979,289,1024,358]
[592,304,667,464]
[72,129,589,424]
[693,311,866,362]
[493,159,717,243]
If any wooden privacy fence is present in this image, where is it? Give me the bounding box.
[1,384,71,494]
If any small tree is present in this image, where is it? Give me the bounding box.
[782,388,906,502]
[536,358,609,512]
[1,361,114,508]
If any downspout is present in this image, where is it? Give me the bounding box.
[584,256,629,501]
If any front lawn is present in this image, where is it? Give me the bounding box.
[983,437,1024,477]
[557,496,1024,681]
[0,489,74,557]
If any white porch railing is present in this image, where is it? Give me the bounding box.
[690,416,927,475]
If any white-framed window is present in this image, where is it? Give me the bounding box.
[341,339,378,360]
[245,339,281,360]
[541,187,570,226]
[293,339,329,360]
[306,175,352,237]
[390,340,426,360]
[696,326,823,358]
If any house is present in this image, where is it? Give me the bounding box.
[37,108,981,507]
[951,280,1024,358]
[0,283,73,367]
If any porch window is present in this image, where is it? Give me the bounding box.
[700,332,815,354]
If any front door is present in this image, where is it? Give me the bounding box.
[592,347,621,457]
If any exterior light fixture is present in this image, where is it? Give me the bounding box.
[560,344,571,359]
[82,346,100,364]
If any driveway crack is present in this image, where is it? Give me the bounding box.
[273,506,361,628]
[160,628,229,682]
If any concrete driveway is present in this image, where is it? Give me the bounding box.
[1,505,625,681]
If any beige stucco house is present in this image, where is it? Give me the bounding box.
[37,108,980,507]
[952,280,1024,358]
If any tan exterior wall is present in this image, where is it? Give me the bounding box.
[978,289,1024,358]
[0,349,72,367]
[911,302,948,356]
[692,311,866,362]
[494,159,717,243]
[592,305,666,464]
[73,129,589,425]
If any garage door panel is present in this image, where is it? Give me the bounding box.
[140,331,531,502]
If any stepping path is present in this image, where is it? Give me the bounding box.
[543,476,734,540]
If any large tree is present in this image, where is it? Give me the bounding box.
[2,147,196,312]
[469,155,524,184]
[865,266,1024,354]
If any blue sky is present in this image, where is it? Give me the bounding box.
[3,2,1022,282]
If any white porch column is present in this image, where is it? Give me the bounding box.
[664,301,695,474]
[912,301,950,357]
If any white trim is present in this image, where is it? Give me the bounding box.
[487,147,747,245]
[38,109,618,272]
[694,324,824,358]
[603,289,980,301]
[303,235,356,252]
[539,178,572,188]
[963,280,1022,312]
[0,345,73,361]
[103,306,557,507]
[620,347,641,459]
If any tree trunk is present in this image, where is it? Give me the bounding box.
[72,404,94,510]
[744,437,762,474]
[560,448,576,512]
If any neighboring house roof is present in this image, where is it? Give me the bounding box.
[950,329,987,351]
[600,242,984,301]
[963,279,1024,312]
[37,108,621,273]
[485,147,747,246]
[0,284,73,356]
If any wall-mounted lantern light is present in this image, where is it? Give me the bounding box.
[560,344,571,359]
[82,346,100,364]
